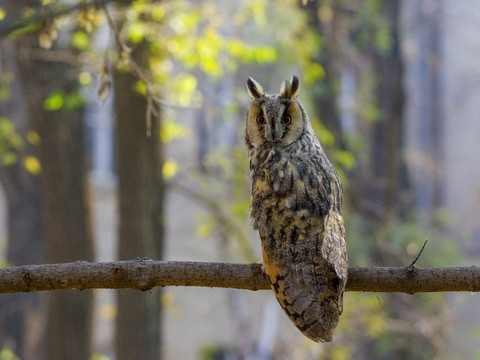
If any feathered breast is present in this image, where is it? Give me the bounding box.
[249,145,347,342]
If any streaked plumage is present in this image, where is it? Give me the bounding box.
[245,76,347,342]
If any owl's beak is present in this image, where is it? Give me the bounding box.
[271,122,285,142]
[264,124,274,141]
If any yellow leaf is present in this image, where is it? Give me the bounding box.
[196,223,212,238]
[318,5,333,22]
[0,7,5,21]
[304,63,325,84]
[90,353,110,360]
[79,71,92,86]
[162,160,178,179]
[23,156,41,174]
[161,121,187,143]
[26,131,41,145]
[161,292,176,308]
[331,346,351,360]
[366,313,387,337]
[71,31,90,51]
[128,22,146,43]
[98,304,117,320]
[152,5,166,21]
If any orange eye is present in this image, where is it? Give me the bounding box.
[281,114,292,125]
[256,115,266,125]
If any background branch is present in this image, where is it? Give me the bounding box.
[1,259,479,295]
[0,0,132,37]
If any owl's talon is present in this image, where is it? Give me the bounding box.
[254,260,265,272]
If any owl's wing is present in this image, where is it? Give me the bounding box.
[321,208,348,281]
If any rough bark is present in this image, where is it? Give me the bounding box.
[0,260,478,295]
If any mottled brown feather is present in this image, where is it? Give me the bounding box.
[245,76,348,342]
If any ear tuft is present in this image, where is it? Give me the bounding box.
[290,75,300,98]
[280,75,300,99]
[247,77,264,99]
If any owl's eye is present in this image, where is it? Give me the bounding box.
[256,115,266,125]
[281,114,292,125]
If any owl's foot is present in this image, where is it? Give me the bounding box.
[253,260,265,273]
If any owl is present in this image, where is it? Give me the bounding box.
[245,75,348,342]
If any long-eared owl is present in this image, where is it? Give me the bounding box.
[245,75,348,342]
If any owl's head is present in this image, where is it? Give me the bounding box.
[245,75,308,149]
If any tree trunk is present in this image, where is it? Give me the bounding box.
[302,0,345,147]
[12,8,94,359]
[368,0,407,225]
[364,2,442,358]
[0,34,44,359]
[113,40,165,360]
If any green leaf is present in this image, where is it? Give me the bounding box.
[362,103,381,122]
[7,22,39,38]
[0,347,21,360]
[375,24,392,55]
[128,22,147,43]
[151,5,166,21]
[304,63,325,84]
[64,92,85,110]
[1,152,17,166]
[196,223,212,238]
[43,91,64,111]
[71,31,90,51]
[133,81,147,95]
[334,150,356,170]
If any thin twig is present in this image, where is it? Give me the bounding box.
[102,4,162,135]
[0,0,131,37]
[408,239,429,267]
[146,94,152,137]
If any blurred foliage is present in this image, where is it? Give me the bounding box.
[335,206,460,359]
[0,117,23,166]
[0,117,42,174]
[0,0,469,358]
[90,354,110,360]
[186,144,255,262]
[125,0,459,357]
[0,348,20,360]
[0,71,13,101]
[43,90,85,112]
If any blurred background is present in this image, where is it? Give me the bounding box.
[0,0,479,359]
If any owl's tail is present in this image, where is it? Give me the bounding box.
[265,266,344,343]
[269,275,343,343]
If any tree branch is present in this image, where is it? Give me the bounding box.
[1,259,479,295]
[0,0,132,37]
